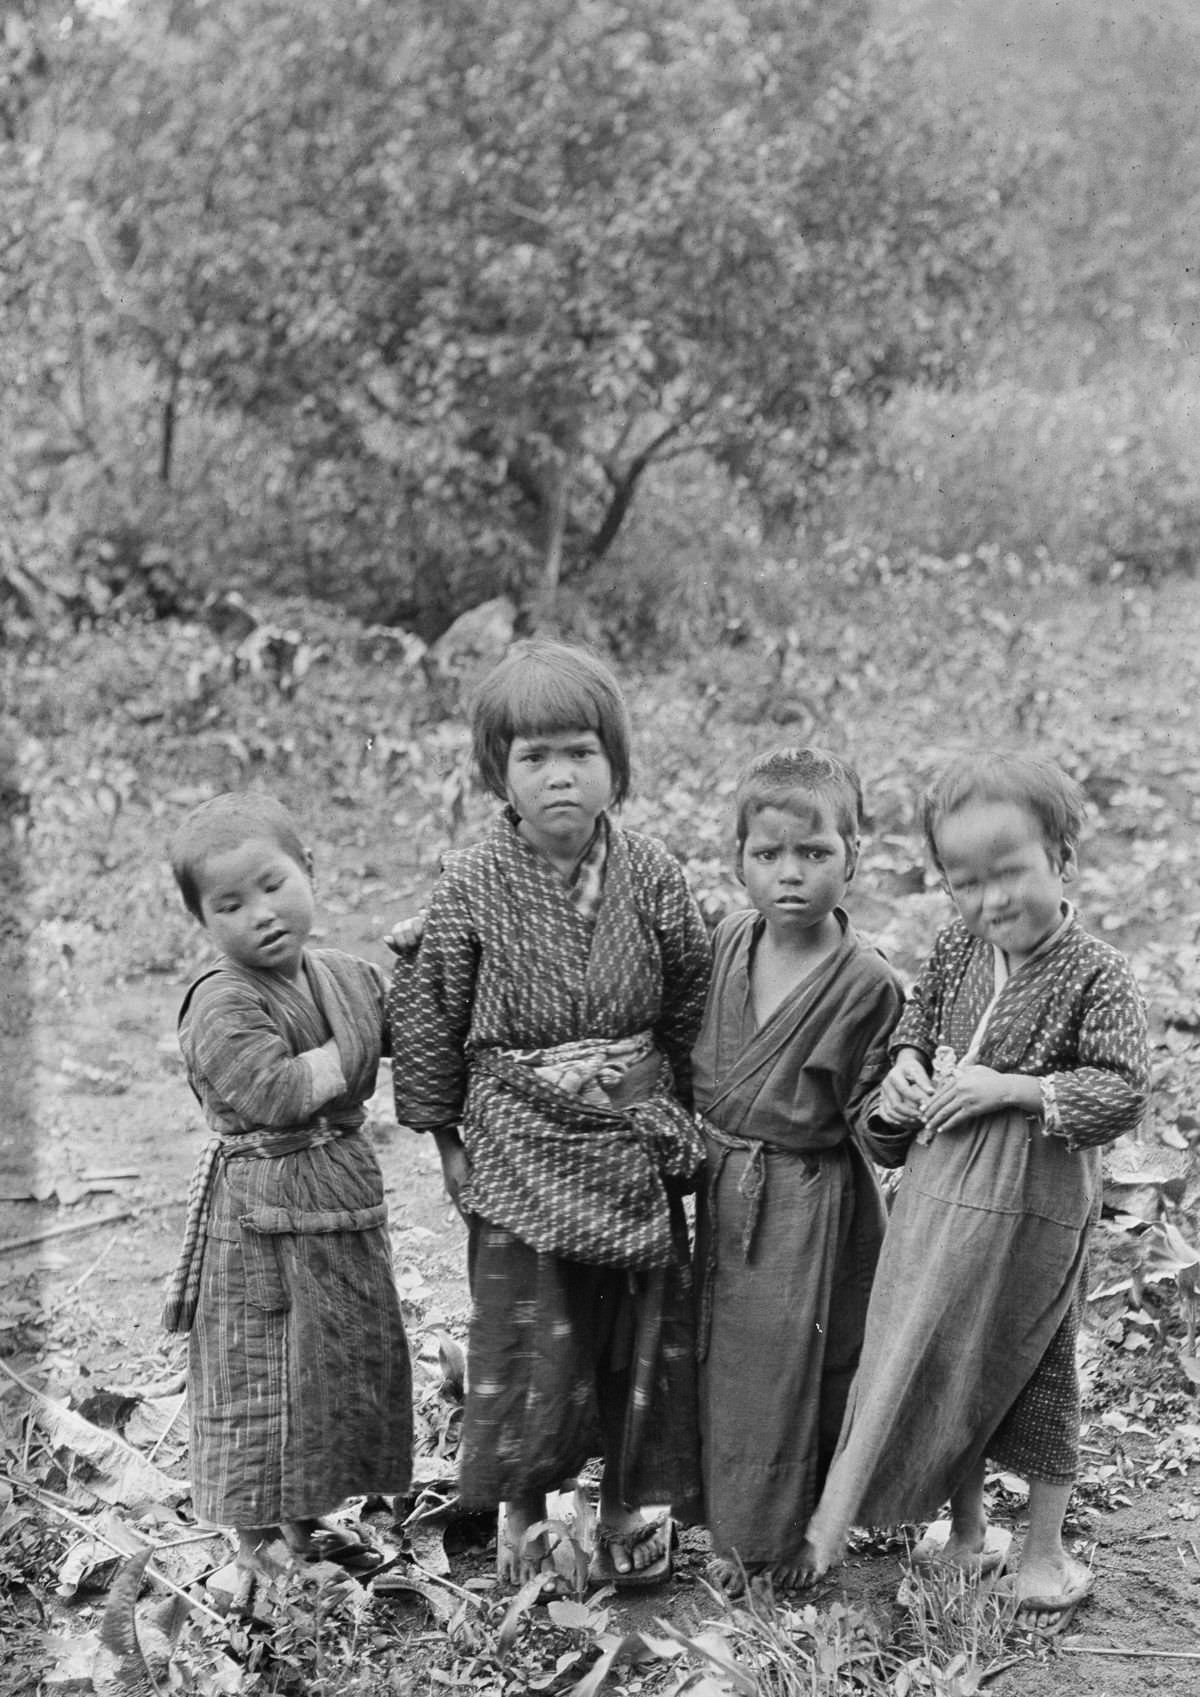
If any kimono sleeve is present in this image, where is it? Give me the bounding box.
[389,872,479,1131]
[888,923,965,1061]
[1042,952,1150,1150]
[365,958,392,1058]
[648,853,712,1110]
[835,964,909,1166]
[181,978,337,1126]
[840,967,906,1134]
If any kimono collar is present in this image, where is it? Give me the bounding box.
[738,906,853,986]
[991,900,1076,986]
[501,805,609,914]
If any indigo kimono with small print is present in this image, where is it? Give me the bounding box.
[807,911,1149,1559]
[390,812,710,1510]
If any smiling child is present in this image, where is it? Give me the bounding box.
[804,751,1150,1634]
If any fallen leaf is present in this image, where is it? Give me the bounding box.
[20,1383,188,1506]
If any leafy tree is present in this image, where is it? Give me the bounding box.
[22,0,1010,630]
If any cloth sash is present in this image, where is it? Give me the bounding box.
[164,950,385,1333]
[161,1112,367,1334]
[460,1032,704,1269]
[696,1120,770,1359]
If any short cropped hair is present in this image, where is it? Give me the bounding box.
[471,638,632,805]
[169,791,307,921]
[735,746,863,858]
[922,752,1086,871]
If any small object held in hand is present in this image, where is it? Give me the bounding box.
[918,1045,960,1145]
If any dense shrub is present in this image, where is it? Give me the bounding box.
[830,372,1200,581]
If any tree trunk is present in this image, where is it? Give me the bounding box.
[159,369,180,485]
[588,420,687,562]
[541,433,577,601]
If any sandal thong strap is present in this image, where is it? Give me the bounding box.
[594,1509,670,1553]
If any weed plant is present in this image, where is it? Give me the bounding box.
[661,1571,1021,1697]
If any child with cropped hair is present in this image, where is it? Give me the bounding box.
[163,792,411,1584]
[692,747,904,1595]
[390,638,711,1591]
[804,751,1149,1632]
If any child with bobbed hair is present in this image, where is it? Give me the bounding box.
[804,751,1149,1632]
[390,637,711,1590]
[692,747,904,1595]
[164,792,411,1584]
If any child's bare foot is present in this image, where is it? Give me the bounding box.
[281,1517,383,1573]
[910,1516,1010,1573]
[708,1551,817,1599]
[707,1554,746,1596]
[498,1493,552,1584]
[752,1555,818,1596]
[235,1525,298,1580]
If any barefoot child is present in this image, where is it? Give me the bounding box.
[804,752,1149,1631]
[693,748,904,1595]
[390,639,710,1589]
[163,793,412,1580]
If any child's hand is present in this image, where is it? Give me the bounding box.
[385,910,427,957]
[432,1127,470,1220]
[922,1065,1013,1136]
[879,1050,932,1127]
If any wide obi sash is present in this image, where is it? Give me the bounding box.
[459,1032,704,1269]
[161,1112,378,1334]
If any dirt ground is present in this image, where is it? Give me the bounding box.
[4,893,1200,1697]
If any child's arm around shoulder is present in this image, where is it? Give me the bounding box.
[387,858,480,1214]
[627,830,712,1107]
[182,973,346,1126]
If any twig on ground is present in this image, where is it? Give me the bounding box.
[1,1470,227,1627]
[1059,1646,1200,1661]
[0,1208,134,1254]
[979,1657,1026,1683]
[43,1237,119,1317]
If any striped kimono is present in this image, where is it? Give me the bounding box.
[806,910,1149,1562]
[391,810,711,1514]
[171,951,412,1528]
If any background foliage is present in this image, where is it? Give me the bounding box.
[7,0,1199,642]
[6,0,1017,636]
[4,9,1200,1689]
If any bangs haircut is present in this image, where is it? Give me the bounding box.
[923,752,1087,870]
[169,791,307,921]
[735,746,863,856]
[471,638,632,804]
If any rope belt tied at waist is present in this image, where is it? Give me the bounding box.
[697,1120,770,1361]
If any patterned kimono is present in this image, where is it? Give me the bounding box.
[171,951,412,1527]
[390,810,711,1512]
[692,909,903,1568]
[806,910,1149,1560]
